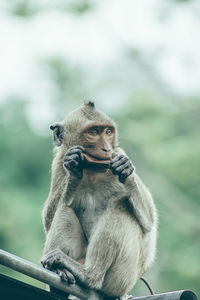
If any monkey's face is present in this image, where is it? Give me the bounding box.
[81,125,115,161]
[50,103,119,161]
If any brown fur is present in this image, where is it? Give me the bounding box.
[41,102,158,298]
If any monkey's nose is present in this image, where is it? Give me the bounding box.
[102,148,111,153]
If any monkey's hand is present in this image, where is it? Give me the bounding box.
[41,250,76,284]
[63,146,85,179]
[110,154,135,183]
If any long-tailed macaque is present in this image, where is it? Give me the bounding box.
[41,102,157,299]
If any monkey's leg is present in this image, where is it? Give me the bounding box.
[84,210,143,298]
[41,202,87,298]
[42,210,143,298]
[43,202,87,261]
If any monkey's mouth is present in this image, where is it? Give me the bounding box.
[83,153,111,168]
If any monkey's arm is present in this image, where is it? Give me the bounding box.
[126,172,157,233]
[111,147,157,234]
[43,147,84,233]
[42,153,68,233]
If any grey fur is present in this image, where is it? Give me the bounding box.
[41,102,158,298]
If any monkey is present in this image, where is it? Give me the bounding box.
[41,102,158,299]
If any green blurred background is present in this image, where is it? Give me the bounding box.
[0,0,199,297]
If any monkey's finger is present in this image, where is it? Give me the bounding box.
[63,269,76,284]
[64,159,79,168]
[65,152,82,162]
[119,167,134,183]
[42,262,47,269]
[53,267,76,284]
[40,254,48,263]
[64,154,80,162]
[69,145,85,151]
[67,146,85,155]
[111,156,128,169]
[111,155,127,166]
[66,149,83,156]
[43,261,53,270]
[54,268,65,278]
[41,256,51,269]
[110,154,124,164]
[115,161,132,173]
[40,259,45,267]
[41,253,62,270]
[112,152,118,159]
[57,269,69,283]
[65,149,84,162]
[121,167,134,178]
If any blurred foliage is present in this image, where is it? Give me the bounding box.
[119,98,200,294]
[0,95,199,295]
[5,0,40,17]
[0,0,200,297]
[4,0,94,18]
[171,0,191,2]
[0,99,52,288]
[40,57,87,118]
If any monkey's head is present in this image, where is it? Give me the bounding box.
[50,102,118,162]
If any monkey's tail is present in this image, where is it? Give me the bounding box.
[140,277,154,295]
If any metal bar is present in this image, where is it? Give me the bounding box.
[0,249,93,299]
[0,249,198,300]
[134,290,198,300]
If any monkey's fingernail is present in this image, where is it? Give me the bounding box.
[112,152,118,159]
[111,156,120,164]
[69,276,76,284]
[71,280,76,284]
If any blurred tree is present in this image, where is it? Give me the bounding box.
[0,99,51,288]
[40,57,87,118]
[1,94,199,295]
[4,0,40,17]
[0,0,200,296]
[118,98,200,295]
[4,0,94,18]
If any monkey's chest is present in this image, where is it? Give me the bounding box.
[74,193,107,241]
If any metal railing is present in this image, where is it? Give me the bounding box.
[0,249,92,299]
[0,249,198,300]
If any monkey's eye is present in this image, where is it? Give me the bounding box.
[88,127,99,136]
[106,128,113,135]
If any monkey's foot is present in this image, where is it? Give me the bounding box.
[41,249,76,284]
[41,249,66,269]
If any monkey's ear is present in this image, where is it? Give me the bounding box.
[50,123,63,147]
[84,101,95,108]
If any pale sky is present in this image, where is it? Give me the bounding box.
[0,0,200,129]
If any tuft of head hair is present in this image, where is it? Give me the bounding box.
[84,101,95,108]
